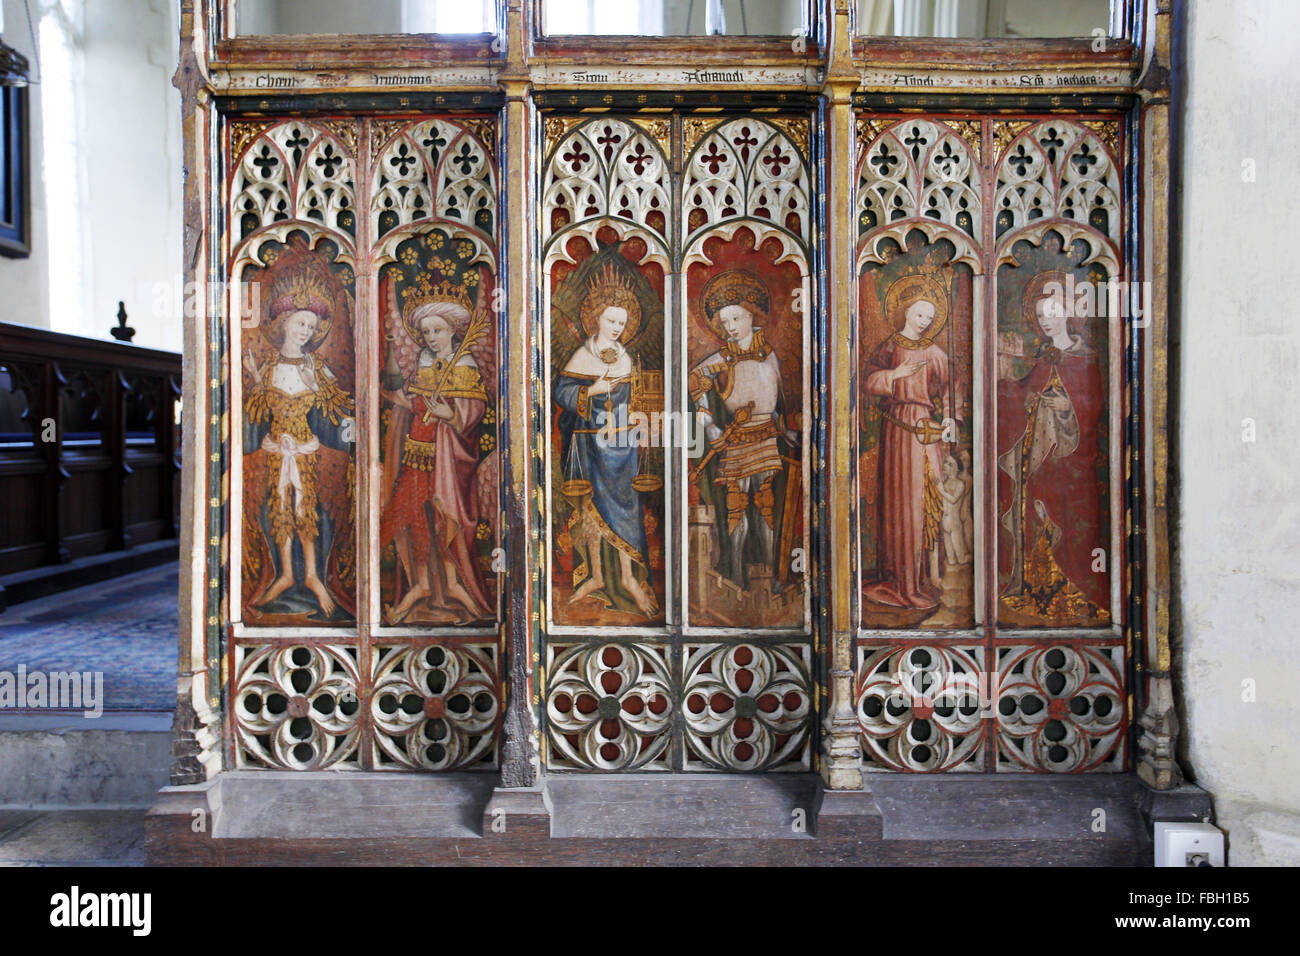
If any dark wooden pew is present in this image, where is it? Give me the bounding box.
[0,322,180,608]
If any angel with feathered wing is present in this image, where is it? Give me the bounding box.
[242,283,356,622]
[379,280,497,625]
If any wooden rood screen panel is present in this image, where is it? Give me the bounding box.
[216,108,1132,777]
[539,114,818,772]
[226,114,504,772]
[854,114,1128,773]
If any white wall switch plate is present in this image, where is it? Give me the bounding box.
[1155,821,1225,867]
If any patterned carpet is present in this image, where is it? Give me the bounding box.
[0,564,178,712]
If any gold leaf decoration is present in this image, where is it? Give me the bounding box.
[947,120,982,162]
[683,117,717,156]
[369,118,411,159]
[856,116,891,169]
[769,116,810,153]
[230,121,273,162]
[635,117,672,157]
[544,116,584,158]
[993,120,1034,161]
[461,117,498,159]
[1082,119,1120,159]
[320,119,359,159]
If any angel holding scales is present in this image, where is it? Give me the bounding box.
[553,263,659,619]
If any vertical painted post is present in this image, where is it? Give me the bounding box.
[1136,0,1182,791]
[496,0,541,792]
[169,0,222,785]
[821,0,864,791]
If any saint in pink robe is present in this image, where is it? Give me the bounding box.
[863,336,949,609]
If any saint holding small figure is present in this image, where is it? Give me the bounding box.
[862,269,955,610]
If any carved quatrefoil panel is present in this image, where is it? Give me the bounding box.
[232,641,501,771]
[995,643,1126,773]
[370,643,500,771]
[233,643,363,770]
[682,643,812,772]
[856,644,988,773]
[545,642,674,772]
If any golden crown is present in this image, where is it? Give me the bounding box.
[401,273,473,318]
[702,269,770,321]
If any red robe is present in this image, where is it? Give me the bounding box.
[997,340,1108,619]
[862,335,949,609]
[379,361,491,619]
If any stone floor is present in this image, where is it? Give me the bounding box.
[0,565,176,866]
[0,563,178,711]
[0,810,146,866]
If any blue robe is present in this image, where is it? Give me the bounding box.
[553,373,648,565]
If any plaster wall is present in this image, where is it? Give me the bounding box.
[0,0,50,329]
[1179,0,1300,866]
[82,0,183,352]
[0,0,181,352]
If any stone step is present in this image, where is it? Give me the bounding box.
[146,771,1214,866]
[547,773,821,839]
[0,713,172,809]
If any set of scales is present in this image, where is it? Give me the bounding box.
[560,384,665,499]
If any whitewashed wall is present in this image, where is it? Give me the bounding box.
[0,0,181,352]
[0,0,50,329]
[1180,0,1300,866]
[82,0,183,352]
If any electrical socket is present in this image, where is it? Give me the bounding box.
[1155,822,1225,867]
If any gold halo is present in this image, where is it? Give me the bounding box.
[1022,270,1074,326]
[579,264,644,344]
[884,273,949,343]
[701,269,771,341]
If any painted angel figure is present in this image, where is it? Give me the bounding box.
[380,286,495,625]
[553,264,658,619]
[243,269,355,621]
